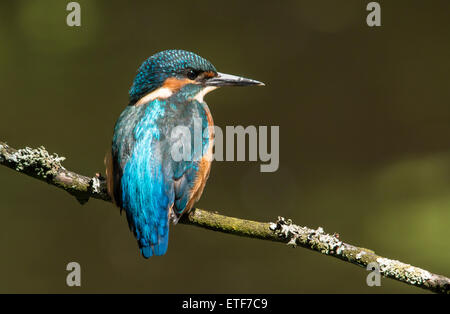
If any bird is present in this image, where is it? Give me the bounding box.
[105,50,263,258]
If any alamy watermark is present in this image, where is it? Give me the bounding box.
[366,262,381,287]
[66,261,81,287]
[366,2,381,27]
[170,119,279,173]
[66,2,81,27]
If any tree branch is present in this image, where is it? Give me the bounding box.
[0,141,449,294]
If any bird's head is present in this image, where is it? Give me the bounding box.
[129,50,264,105]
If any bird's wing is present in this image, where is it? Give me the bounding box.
[109,99,174,258]
[171,157,212,221]
[172,161,200,216]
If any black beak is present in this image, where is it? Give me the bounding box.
[205,72,265,87]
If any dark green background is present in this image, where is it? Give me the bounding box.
[0,0,449,293]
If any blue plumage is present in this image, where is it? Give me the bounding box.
[120,100,170,257]
[107,50,263,258]
[111,87,212,257]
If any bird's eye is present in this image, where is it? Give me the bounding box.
[186,69,198,80]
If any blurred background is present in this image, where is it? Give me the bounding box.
[0,0,449,293]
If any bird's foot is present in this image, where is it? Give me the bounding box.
[169,210,181,225]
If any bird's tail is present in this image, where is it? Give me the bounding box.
[139,224,170,258]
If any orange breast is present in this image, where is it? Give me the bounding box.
[185,104,214,213]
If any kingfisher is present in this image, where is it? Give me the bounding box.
[105,50,263,258]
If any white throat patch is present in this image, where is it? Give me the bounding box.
[193,86,218,103]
